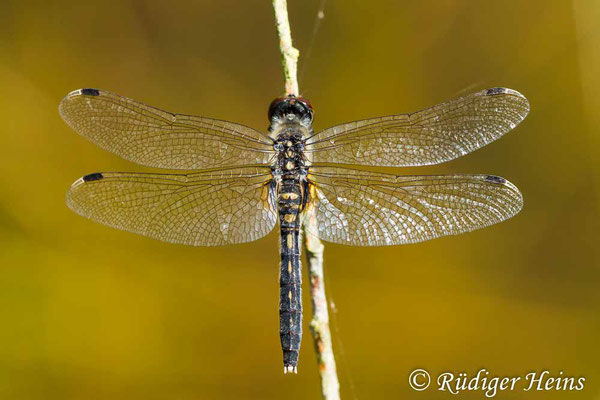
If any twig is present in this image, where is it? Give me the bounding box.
[305,211,341,400]
[271,2,341,399]
[272,0,299,96]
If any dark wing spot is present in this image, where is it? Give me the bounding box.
[485,87,507,96]
[485,175,506,184]
[80,88,100,96]
[82,172,104,182]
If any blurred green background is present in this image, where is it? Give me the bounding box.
[1,1,599,399]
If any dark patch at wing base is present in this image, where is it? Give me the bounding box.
[82,172,104,182]
[80,88,100,96]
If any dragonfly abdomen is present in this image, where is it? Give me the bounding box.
[277,179,303,374]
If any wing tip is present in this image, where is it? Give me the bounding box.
[484,174,507,184]
[483,87,530,121]
[65,177,86,215]
[61,88,102,103]
[484,87,521,97]
[82,172,104,182]
[59,87,102,107]
[484,173,519,190]
[484,174,524,214]
[80,88,100,96]
[65,172,109,227]
[59,88,102,121]
[64,88,101,97]
[68,172,104,191]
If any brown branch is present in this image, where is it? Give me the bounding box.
[271,2,341,399]
[272,0,299,96]
[305,211,341,400]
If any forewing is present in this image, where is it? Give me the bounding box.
[307,88,529,166]
[59,89,274,169]
[66,167,277,246]
[306,166,523,246]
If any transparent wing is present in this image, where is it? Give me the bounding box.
[59,88,275,169]
[307,88,529,166]
[306,166,523,246]
[66,167,277,246]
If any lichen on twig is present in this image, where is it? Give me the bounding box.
[272,0,300,96]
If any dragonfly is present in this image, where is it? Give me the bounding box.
[60,87,529,373]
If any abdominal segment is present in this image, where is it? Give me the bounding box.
[278,179,303,373]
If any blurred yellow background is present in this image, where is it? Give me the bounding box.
[1,1,599,399]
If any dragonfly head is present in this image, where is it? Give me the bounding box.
[268,95,314,129]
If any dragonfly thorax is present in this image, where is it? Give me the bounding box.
[272,130,308,179]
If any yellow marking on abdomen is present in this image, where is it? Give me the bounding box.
[284,214,296,223]
[288,260,292,274]
[280,192,299,200]
[287,234,293,249]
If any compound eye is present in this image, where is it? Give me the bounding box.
[268,97,287,120]
[296,97,313,112]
